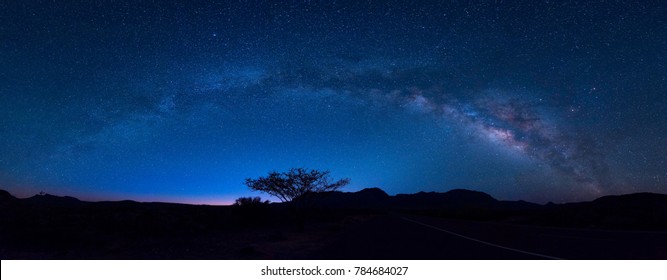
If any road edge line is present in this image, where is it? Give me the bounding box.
[401,216,564,260]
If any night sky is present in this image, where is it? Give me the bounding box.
[1,1,666,204]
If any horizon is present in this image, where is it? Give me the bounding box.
[3,185,662,206]
[1,1,666,205]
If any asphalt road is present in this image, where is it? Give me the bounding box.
[314,214,667,259]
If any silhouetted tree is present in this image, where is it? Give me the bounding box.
[245,168,350,231]
[244,168,350,203]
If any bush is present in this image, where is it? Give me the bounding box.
[233,197,269,207]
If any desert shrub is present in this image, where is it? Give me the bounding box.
[233,197,269,207]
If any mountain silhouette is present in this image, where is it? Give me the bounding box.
[537,192,667,230]
[592,192,667,207]
[0,189,17,204]
[24,193,82,206]
[2,188,666,230]
[2,188,667,259]
[392,189,497,209]
[302,187,390,209]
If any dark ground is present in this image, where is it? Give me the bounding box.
[315,214,667,259]
[1,189,666,259]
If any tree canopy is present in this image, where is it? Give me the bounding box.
[244,168,350,203]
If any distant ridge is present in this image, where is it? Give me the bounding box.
[537,192,667,230]
[302,188,667,229]
[592,192,667,206]
[392,189,497,209]
[0,189,17,203]
[24,193,82,206]
[2,188,667,230]
[296,187,390,209]
[305,188,530,212]
[3,188,666,209]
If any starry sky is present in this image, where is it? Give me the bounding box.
[1,1,666,204]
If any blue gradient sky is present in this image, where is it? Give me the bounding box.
[1,1,666,204]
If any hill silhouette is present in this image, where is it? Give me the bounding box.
[0,189,17,203]
[24,193,82,206]
[392,189,497,209]
[1,188,667,259]
[299,187,390,209]
[3,188,666,229]
[302,188,667,229]
[534,192,667,230]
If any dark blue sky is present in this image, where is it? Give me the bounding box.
[1,1,665,204]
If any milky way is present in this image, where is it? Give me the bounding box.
[1,1,665,203]
[408,91,610,194]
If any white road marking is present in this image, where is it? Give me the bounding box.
[402,216,563,260]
